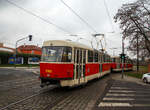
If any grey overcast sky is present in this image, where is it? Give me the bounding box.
[0,0,135,56]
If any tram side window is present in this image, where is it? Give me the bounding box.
[108,56,110,62]
[103,55,106,62]
[61,47,72,62]
[88,51,93,62]
[83,50,86,63]
[100,54,103,62]
[112,58,116,62]
[94,52,98,62]
[99,55,101,63]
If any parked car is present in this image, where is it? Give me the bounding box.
[142,73,150,83]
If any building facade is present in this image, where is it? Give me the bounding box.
[0,43,41,64]
[17,45,42,55]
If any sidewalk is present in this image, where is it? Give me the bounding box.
[112,73,150,86]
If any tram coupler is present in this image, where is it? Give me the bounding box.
[40,83,46,88]
[40,82,51,88]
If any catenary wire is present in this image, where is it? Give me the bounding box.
[60,0,98,33]
[5,0,71,34]
[102,0,115,32]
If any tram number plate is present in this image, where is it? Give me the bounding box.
[45,69,52,73]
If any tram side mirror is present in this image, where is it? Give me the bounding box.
[68,53,72,62]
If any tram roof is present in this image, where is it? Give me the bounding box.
[43,40,93,50]
[111,56,120,58]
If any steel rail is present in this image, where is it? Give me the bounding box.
[0,85,57,110]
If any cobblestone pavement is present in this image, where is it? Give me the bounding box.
[0,68,37,82]
[0,68,110,110]
[0,68,45,109]
[94,75,150,110]
[3,68,149,110]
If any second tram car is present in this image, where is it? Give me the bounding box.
[40,40,133,87]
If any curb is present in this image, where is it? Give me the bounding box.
[112,74,150,86]
[0,67,39,69]
[32,71,40,76]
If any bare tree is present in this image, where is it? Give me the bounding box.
[114,0,150,58]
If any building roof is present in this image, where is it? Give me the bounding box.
[0,43,15,53]
[18,45,41,51]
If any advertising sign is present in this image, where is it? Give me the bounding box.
[15,57,24,64]
[8,57,15,64]
[28,57,40,64]
[8,57,23,64]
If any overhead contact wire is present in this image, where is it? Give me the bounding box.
[60,0,98,33]
[103,0,115,32]
[5,0,71,34]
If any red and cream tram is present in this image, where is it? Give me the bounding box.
[40,40,133,87]
[111,56,133,72]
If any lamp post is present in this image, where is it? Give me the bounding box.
[15,35,32,67]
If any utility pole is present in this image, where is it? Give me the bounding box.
[137,35,139,72]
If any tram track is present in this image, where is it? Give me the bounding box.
[0,77,38,86]
[0,85,57,110]
[6,87,70,110]
[1,78,109,110]
[0,76,43,108]
[0,67,112,110]
[0,78,39,92]
[0,80,40,92]
[0,84,41,108]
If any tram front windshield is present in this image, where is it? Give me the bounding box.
[41,46,72,62]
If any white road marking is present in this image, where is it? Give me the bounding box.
[103,97,134,101]
[133,104,150,107]
[109,90,135,93]
[111,87,130,89]
[98,102,132,107]
[106,93,135,96]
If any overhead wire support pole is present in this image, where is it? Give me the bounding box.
[137,34,139,72]
[122,36,124,79]
[60,0,97,33]
[5,0,71,34]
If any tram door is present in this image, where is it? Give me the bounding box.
[74,48,86,84]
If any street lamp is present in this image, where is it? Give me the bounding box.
[15,35,32,67]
